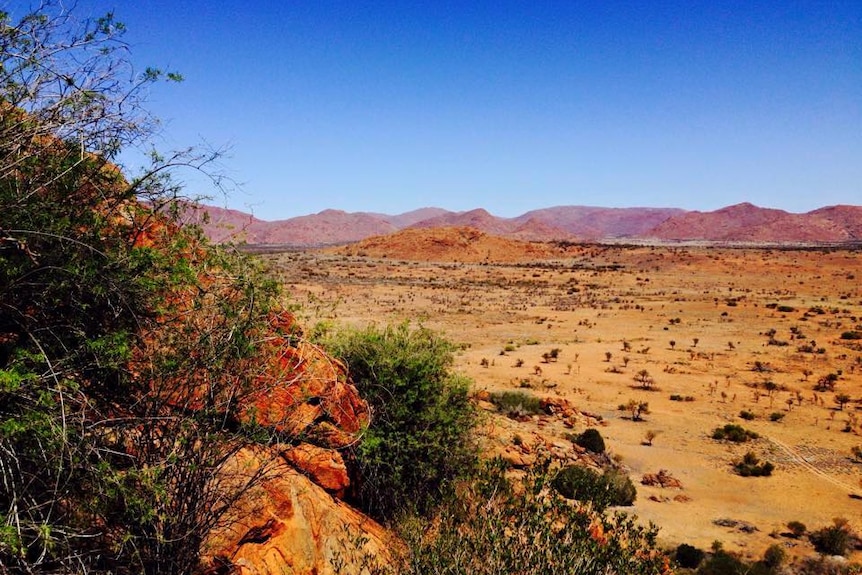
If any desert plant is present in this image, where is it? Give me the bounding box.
[372,459,667,575]
[712,424,758,442]
[834,393,852,410]
[674,543,705,569]
[489,390,544,418]
[739,410,757,421]
[762,544,786,571]
[574,428,606,454]
[733,452,774,477]
[787,520,807,538]
[634,369,655,390]
[809,518,853,557]
[551,465,636,511]
[323,322,477,521]
[643,430,658,446]
[620,399,650,421]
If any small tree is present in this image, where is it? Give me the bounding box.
[604,351,613,362]
[834,393,851,410]
[634,369,654,390]
[669,340,676,350]
[623,399,649,421]
[643,430,657,446]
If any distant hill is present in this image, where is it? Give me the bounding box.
[647,203,862,243]
[330,227,564,262]
[189,202,862,246]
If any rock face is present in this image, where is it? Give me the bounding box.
[198,311,387,574]
[201,447,390,575]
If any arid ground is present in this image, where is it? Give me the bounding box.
[262,238,862,563]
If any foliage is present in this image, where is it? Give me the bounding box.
[787,520,807,538]
[620,399,650,421]
[489,390,544,418]
[574,428,606,454]
[810,518,853,557]
[733,452,774,477]
[711,424,758,442]
[0,3,283,573]
[372,459,668,575]
[551,465,636,511]
[675,543,705,569]
[695,548,750,575]
[762,544,786,571]
[321,322,477,522]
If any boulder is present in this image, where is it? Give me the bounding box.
[202,447,390,575]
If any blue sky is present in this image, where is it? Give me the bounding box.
[8,1,861,219]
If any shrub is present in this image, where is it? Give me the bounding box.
[323,322,477,521]
[787,520,807,538]
[770,412,785,422]
[574,428,606,454]
[810,519,852,556]
[675,543,705,569]
[733,452,774,477]
[840,331,862,340]
[739,410,757,421]
[489,390,543,418]
[552,465,636,511]
[696,549,749,575]
[369,460,668,575]
[712,424,758,442]
[0,5,289,572]
[762,544,786,570]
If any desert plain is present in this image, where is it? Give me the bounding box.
[261,229,862,563]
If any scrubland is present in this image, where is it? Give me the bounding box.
[266,243,862,563]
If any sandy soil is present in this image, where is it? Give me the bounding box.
[263,242,862,563]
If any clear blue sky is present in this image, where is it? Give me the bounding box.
[8,1,862,219]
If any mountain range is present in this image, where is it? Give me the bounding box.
[185,202,862,246]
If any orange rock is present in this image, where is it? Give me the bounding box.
[202,446,391,575]
[282,443,350,498]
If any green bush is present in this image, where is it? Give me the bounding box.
[0,5,287,572]
[712,424,758,442]
[574,428,606,454]
[366,459,667,575]
[552,465,636,511]
[323,322,477,521]
[489,390,543,418]
[739,410,756,421]
[733,452,774,477]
